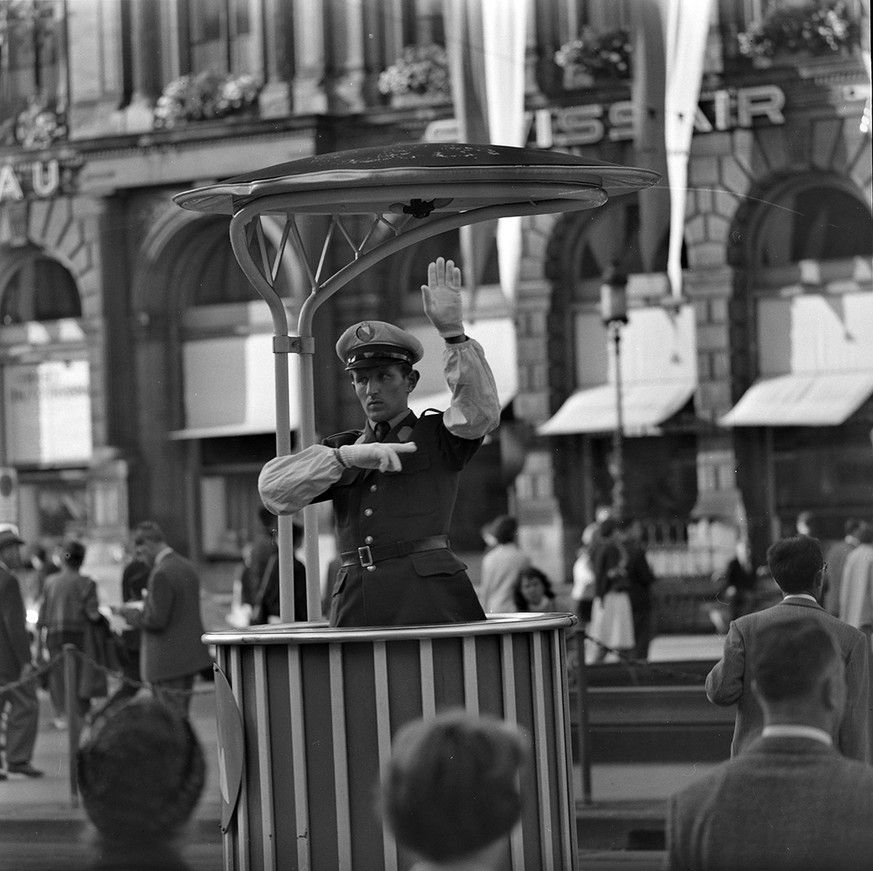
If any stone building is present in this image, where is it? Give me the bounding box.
[0,0,869,597]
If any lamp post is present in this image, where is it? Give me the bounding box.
[600,265,629,522]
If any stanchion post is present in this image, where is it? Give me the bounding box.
[63,644,79,807]
[575,631,593,805]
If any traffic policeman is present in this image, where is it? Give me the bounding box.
[259,257,500,626]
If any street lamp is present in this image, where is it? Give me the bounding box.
[600,264,629,522]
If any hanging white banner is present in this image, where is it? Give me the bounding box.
[662,0,713,297]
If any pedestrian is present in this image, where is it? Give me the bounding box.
[823,517,861,615]
[479,515,531,614]
[796,510,820,539]
[513,565,556,612]
[0,528,43,780]
[669,618,873,871]
[258,256,500,627]
[37,539,106,726]
[251,521,307,623]
[100,553,150,716]
[838,520,873,642]
[706,534,870,761]
[78,696,205,871]
[586,518,635,663]
[380,710,528,871]
[713,537,758,628]
[119,522,213,716]
[620,518,658,660]
[570,517,604,626]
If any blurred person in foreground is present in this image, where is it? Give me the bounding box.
[706,534,870,761]
[78,696,205,871]
[0,528,42,779]
[119,522,212,716]
[669,618,873,871]
[838,519,873,640]
[259,257,499,627]
[381,710,527,871]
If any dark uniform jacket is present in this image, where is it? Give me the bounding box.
[319,410,486,627]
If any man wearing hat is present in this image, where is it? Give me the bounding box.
[0,528,43,779]
[259,257,501,627]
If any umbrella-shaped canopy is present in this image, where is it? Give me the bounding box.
[173,142,659,216]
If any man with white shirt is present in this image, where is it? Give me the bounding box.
[670,618,873,870]
[706,534,871,761]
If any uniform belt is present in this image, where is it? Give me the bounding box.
[341,535,449,568]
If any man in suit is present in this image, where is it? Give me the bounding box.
[669,618,873,870]
[120,522,212,715]
[258,257,500,627]
[0,529,42,779]
[706,534,871,761]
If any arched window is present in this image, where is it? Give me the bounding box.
[182,218,295,307]
[0,255,80,325]
[754,182,873,268]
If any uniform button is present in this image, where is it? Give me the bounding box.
[364,536,373,544]
[364,508,373,517]
[370,484,378,493]
[366,565,376,572]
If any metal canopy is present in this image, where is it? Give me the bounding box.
[173,143,659,622]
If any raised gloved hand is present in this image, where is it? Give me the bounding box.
[421,256,464,338]
[338,442,417,472]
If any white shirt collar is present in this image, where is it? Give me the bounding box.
[782,593,818,603]
[761,724,832,746]
[155,546,173,565]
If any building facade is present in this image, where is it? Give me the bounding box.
[0,0,869,594]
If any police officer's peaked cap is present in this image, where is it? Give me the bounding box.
[335,320,424,371]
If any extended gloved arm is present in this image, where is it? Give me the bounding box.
[258,442,418,514]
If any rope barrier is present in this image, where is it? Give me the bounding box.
[0,647,207,699]
[574,628,712,684]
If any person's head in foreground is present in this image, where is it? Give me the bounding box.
[77,696,205,855]
[765,534,825,597]
[752,618,845,732]
[381,711,528,868]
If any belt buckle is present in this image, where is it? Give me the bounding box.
[358,545,374,567]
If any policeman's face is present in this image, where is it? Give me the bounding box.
[350,363,416,423]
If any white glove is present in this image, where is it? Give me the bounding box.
[421,256,464,338]
[338,442,417,472]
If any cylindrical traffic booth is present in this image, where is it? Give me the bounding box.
[206,613,578,871]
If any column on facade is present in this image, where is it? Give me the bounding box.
[260,0,294,117]
[66,1,127,139]
[687,269,747,567]
[291,0,329,113]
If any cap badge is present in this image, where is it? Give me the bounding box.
[355,322,375,342]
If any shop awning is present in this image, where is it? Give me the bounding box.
[720,372,873,427]
[537,380,696,436]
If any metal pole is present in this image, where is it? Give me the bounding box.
[611,322,625,522]
[574,632,593,805]
[63,644,79,807]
